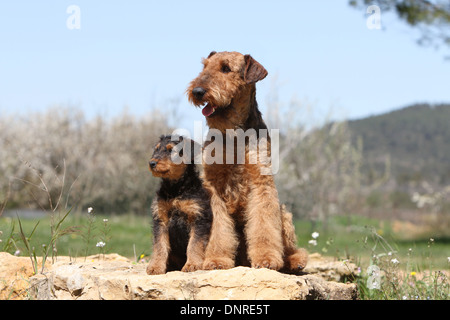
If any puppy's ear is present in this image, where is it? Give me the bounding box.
[207,51,217,58]
[170,134,183,144]
[244,54,268,84]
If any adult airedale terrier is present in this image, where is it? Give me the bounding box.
[146,135,212,274]
[187,51,308,272]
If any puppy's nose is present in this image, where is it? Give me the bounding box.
[192,87,206,99]
[149,161,157,169]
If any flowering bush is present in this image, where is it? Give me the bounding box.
[0,107,170,214]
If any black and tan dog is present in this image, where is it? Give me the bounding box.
[187,51,308,272]
[146,135,212,274]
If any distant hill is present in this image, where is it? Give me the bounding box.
[347,103,450,186]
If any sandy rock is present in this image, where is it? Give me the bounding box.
[304,253,358,282]
[0,252,52,300]
[0,252,359,300]
[25,254,358,300]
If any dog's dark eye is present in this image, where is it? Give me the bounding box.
[221,65,231,73]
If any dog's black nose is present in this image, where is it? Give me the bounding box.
[192,87,206,99]
[149,161,157,169]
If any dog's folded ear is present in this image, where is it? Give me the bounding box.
[244,54,268,84]
[207,51,217,59]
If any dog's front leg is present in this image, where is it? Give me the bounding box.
[180,202,212,272]
[202,190,238,270]
[245,178,284,270]
[146,200,170,275]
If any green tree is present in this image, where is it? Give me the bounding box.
[350,0,450,54]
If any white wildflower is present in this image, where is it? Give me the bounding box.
[88,207,93,214]
[366,265,381,290]
[391,258,400,265]
[308,239,317,246]
[96,241,106,248]
[311,232,319,239]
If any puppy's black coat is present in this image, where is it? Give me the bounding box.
[146,135,212,274]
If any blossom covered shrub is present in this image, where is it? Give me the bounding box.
[0,107,170,214]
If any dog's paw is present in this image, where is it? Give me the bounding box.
[146,262,166,275]
[202,257,234,270]
[251,254,283,271]
[182,261,203,272]
[284,248,308,272]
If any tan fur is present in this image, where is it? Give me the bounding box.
[146,136,213,274]
[280,205,309,271]
[173,199,202,223]
[146,199,171,275]
[187,51,308,272]
[147,198,207,273]
[176,199,207,272]
[149,158,187,181]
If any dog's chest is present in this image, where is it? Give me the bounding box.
[154,197,201,224]
[204,163,249,214]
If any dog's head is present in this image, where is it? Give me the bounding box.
[149,135,200,180]
[186,51,267,130]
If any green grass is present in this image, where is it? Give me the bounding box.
[1,212,448,267]
[295,215,449,300]
[1,211,449,299]
[0,211,153,261]
[295,215,449,270]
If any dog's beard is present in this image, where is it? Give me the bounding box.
[187,85,235,117]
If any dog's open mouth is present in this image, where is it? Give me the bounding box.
[201,103,232,117]
[202,103,218,117]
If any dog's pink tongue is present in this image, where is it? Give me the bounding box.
[202,104,215,117]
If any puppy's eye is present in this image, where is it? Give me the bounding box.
[221,65,231,73]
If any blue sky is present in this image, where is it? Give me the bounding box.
[1,1,449,130]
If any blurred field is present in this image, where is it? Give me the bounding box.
[1,211,448,270]
[0,212,152,262]
[294,215,449,271]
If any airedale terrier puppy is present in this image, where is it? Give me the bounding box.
[187,51,308,273]
[146,135,212,274]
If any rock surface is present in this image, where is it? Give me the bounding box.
[0,252,52,300]
[1,252,359,300]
